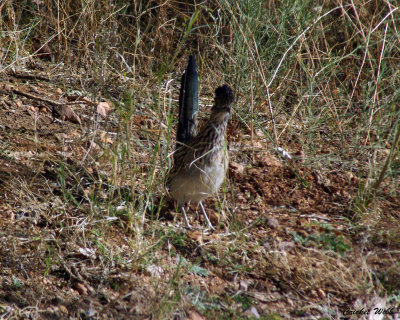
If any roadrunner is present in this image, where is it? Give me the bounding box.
[167,55,234,229]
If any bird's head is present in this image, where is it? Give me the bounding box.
[212,84,234,114]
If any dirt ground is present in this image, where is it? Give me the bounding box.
[0,64,399,319]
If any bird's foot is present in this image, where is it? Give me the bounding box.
[200,201,215,231]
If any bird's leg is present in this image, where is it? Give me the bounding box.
[199,201,215,230]
[180,204,192,229]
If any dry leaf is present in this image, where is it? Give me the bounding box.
[251,140,263,148]
[88,141,101,152]
[207,233,220,241]
[15,100,23,108]
[81,96,96,105]
[60,105,81,123]
[257,153,281,167]
[187,310,205,320]
[99,131,113,144]
[74,283,88,295]
[187,231,203,245]
[97,101,112,117]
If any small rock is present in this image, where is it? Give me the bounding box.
[15,100,23,108]
[275,147,292,159]
[55,88,63,95]
[239,279,250,291]
[262,240,271,249]
[86,306,96,317]
[145,264,163,278]
[230,161,244,174]
[266,217,278,229]
[278,241,295,252]
[59,305,68,314]
[74,282,88,295]
[317,288,326,299]
[78,247,96,259]
[245,306,260,319]
[187,310,205,320]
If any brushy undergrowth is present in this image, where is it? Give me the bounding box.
[1,0,399,319]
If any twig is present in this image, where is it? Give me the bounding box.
[12,88,63,106]
[12,88,84,106]
[7,70,52,82]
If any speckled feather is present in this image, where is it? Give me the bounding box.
[167,84,234,204]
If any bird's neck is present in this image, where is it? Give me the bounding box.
[209,111,230,127]
[204,111,230,143]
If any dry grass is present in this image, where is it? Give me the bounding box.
[1,0,400,319]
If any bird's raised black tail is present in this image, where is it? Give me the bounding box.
[176,55,198,148]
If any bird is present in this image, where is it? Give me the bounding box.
[167,55,234,230]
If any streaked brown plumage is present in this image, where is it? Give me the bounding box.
[168,84,234,229]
